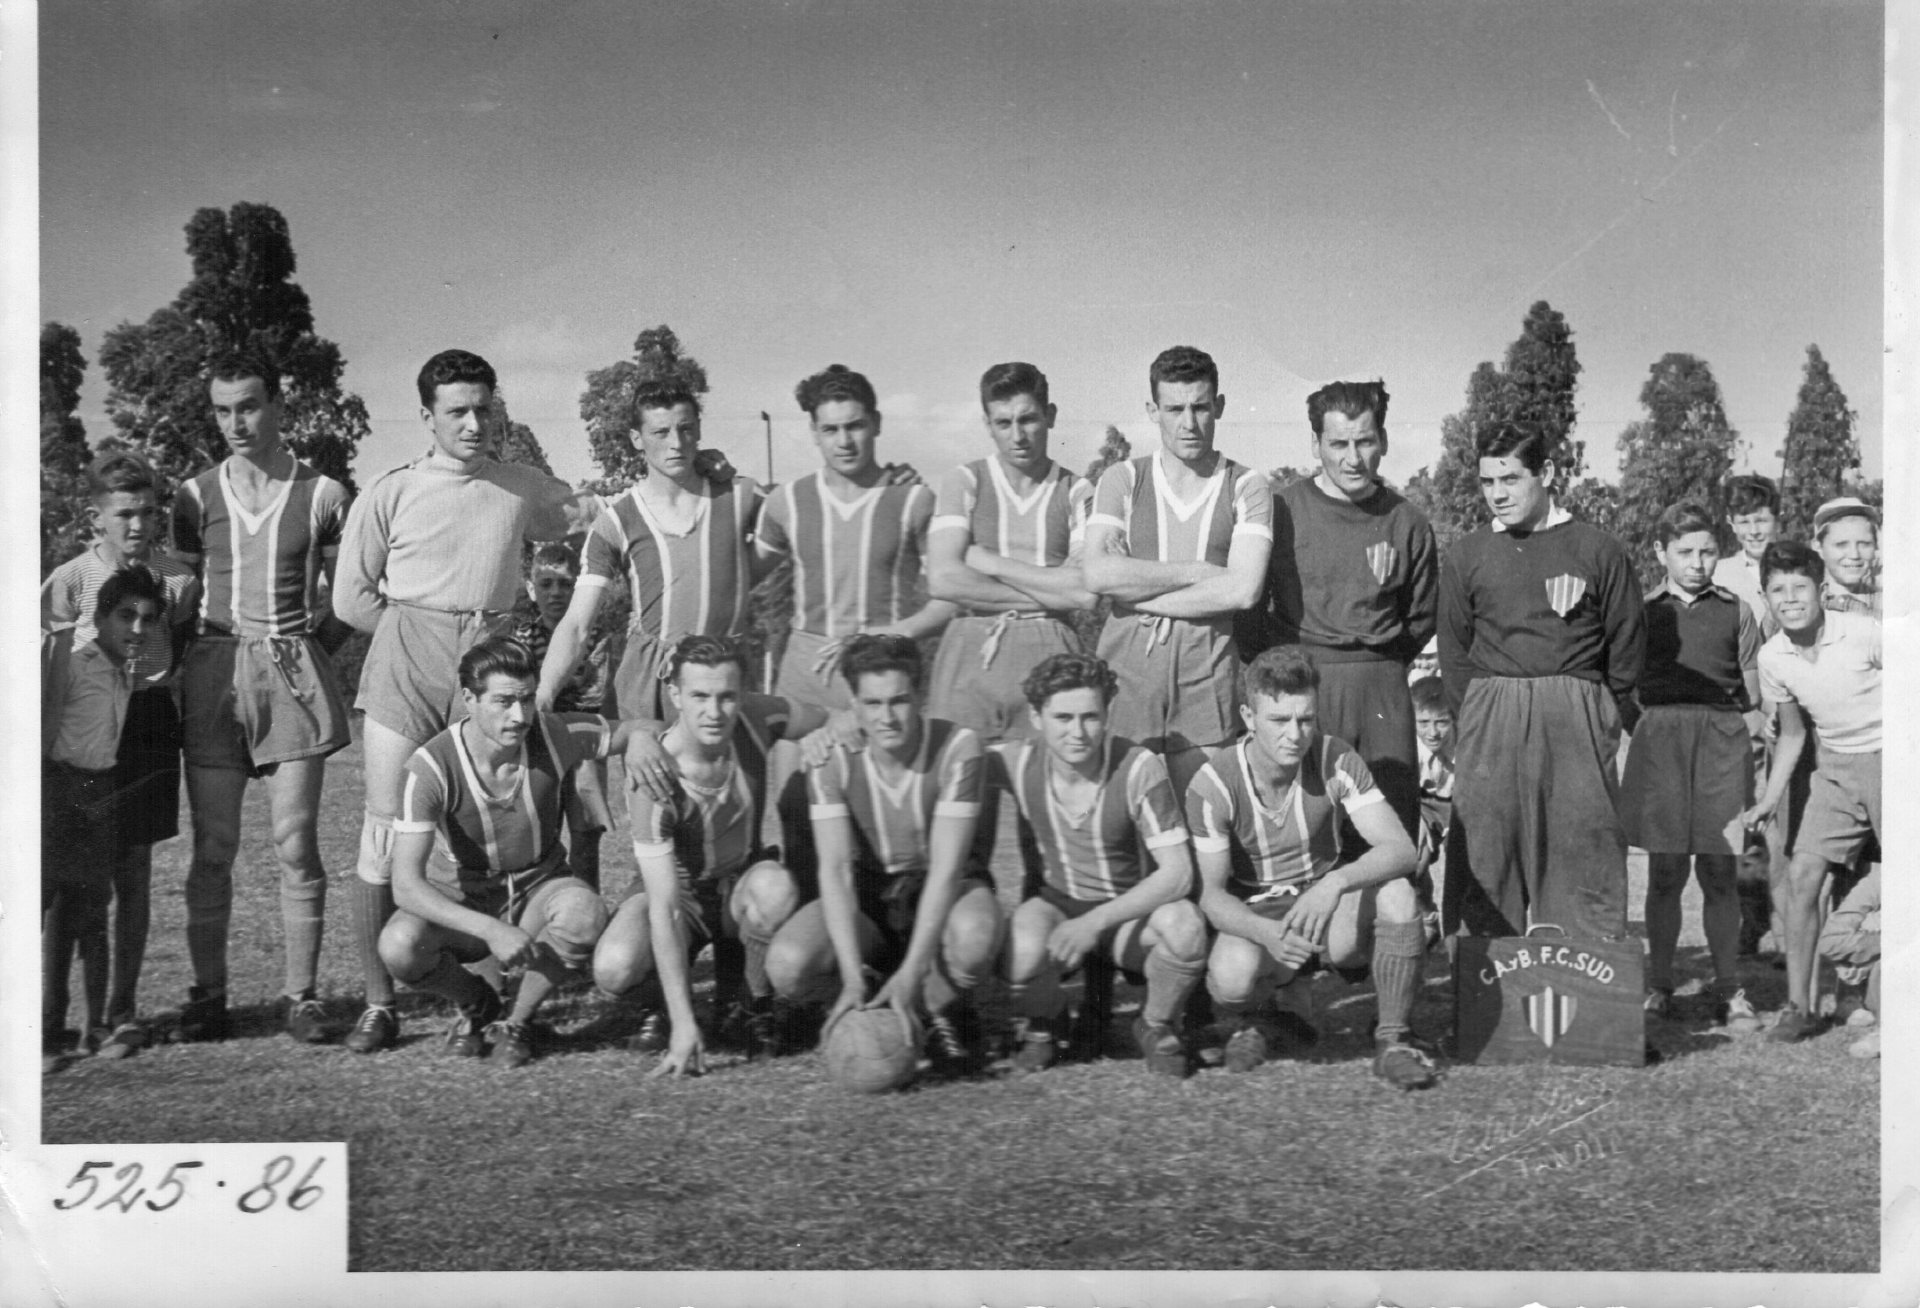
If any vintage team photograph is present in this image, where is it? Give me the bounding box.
[22,0,1890,1292]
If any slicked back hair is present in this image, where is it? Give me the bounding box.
[1760,540,1825,590]
[458,634,540,695]
[87,450,159,500]
[1724,473,1780,518]
[1148,345,1218,402]
[669,634,748,684]
[528,542,580,578]
[1656,501,1720,547]
[1022,653,1118,711]
[1474,422,1552,474]
[979,361,1050,412]
[95,563,165,618]
[1242,645,1320,705]
[417,349,498,409]
[840,633,921,693]
[208,350,281,401]
[1307,380,1389,438]
[631,378,703,428]
[1409,675,1449,715]
[796,364,879,419]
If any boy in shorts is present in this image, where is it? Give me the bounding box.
[1084,346,1271,794]
[172,354,354,1044]
[335,348,582,1052]
[1738,541,1880,1044]
[42,567,165,1061]
[1190,647,1434,1088]
[592,636,838,1074]
[1620,503,1761,1026]
[379,636,664,1066]
[993,654,1207,1077]
[763,635,1001,1075]
[926,362,1096,741]
[42,452,198,1056]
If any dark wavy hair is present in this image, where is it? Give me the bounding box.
[979,361,1050,412]
[839,633,921,692]
[1148,345,1218,401]
[1474,421,1551,474]
[86,450,159,500]
[796,364,878,419]
[95,563,165,618]
[668,634,748,683]
[1655,501,1719,547]
[1242,645,1320,705]
[458,634,540,694]
[1759,540,1824,590]
[1307,380,1389,438]
[208,349,282,400]
[631,377,703,427]
[417,349,497,408]
[1724,473,1780,518]
[1022,653,1118,711]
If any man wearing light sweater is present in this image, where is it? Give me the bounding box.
[332,348,583,1053]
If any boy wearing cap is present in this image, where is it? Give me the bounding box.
[1812,496,1880,617]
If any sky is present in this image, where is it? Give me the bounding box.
[41,1,1883,492]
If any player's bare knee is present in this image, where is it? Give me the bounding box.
[943,893,1002,968]
[1374,876,1420,922]
[735,862,800,936]
[1207,935,1265,1001]
[1147,899,1208,964]
[542,886,609,970]
[1787,853,1828,902]
[379,913,434,981]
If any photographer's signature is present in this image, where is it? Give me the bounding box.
[1420,1080,1623,1198]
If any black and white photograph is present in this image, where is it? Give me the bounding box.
[5,1,1911,1303]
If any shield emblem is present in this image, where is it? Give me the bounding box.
[1545,573,1588,617]
[1365,542,1397,587]
[1526,986,1578,1048]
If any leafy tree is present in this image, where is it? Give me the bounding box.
[1562,477,1624,538]
[97,202,370,492]
[1777,345,1859,541]
[41,322,95,575]
[1084,426,1131,484]
[1613,353,1739,584]
[1268,465,1312,489]
[487,388,554,475]
[579,325,711,487]
[1408,302,1584,552]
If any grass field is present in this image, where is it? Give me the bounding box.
[42,729,1878,1274]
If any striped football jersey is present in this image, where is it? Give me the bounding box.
[930,458,1092,615]
[754,473,935,636]
[395,712,611,882]
[579,476,764,643]
[629,695,794,883]
[1185,734,1382,895]
[172,459,350,636]
[808,717,983,881]
[988,736,1189,901]
[1086,451,1272,616]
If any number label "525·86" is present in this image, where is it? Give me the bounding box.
[53,1155,326,1214]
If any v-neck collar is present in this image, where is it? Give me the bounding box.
[986,456,1058,515]
[863,723,930,803]
[1151,449,1226,522]
[454,720,530,810]
[629,480,711,540]
[817,475,884,521]
[220,458,296,535]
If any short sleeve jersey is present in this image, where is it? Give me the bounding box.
[1186,735,1383,896]
[43,548,199,687]
[171,459,350,637]
[930,459,1092,616]
[579,476,764,643]
[754,474,937,636]
[630,696,794,883]
[1086,451,1272,618]
[1757,611,1881,754]
[807,717,983,882]
[396,712,612,885]
[987,736,1188,901]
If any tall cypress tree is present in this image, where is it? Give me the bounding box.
[1777,345,1859,541]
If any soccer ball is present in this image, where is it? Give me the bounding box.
[823,1007,920,1094]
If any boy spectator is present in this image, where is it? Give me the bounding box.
[512,542,616,888]
[1812,497,1880,617]
[1409,674,1454,931]
[992,654,1207,1078]
[1190,647,1434,1088]
[42,567,165,1061]
[1739,542,1880,1044]
[41,452,198,1057]
[1620,503,1762,1027]
[1714,473,1780,631]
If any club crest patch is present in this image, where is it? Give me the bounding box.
[1365,542,1397,587]
[1526,985,1577,1047]
[1545,573,1588,617]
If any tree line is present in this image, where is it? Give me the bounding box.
[44,205,1876,611]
